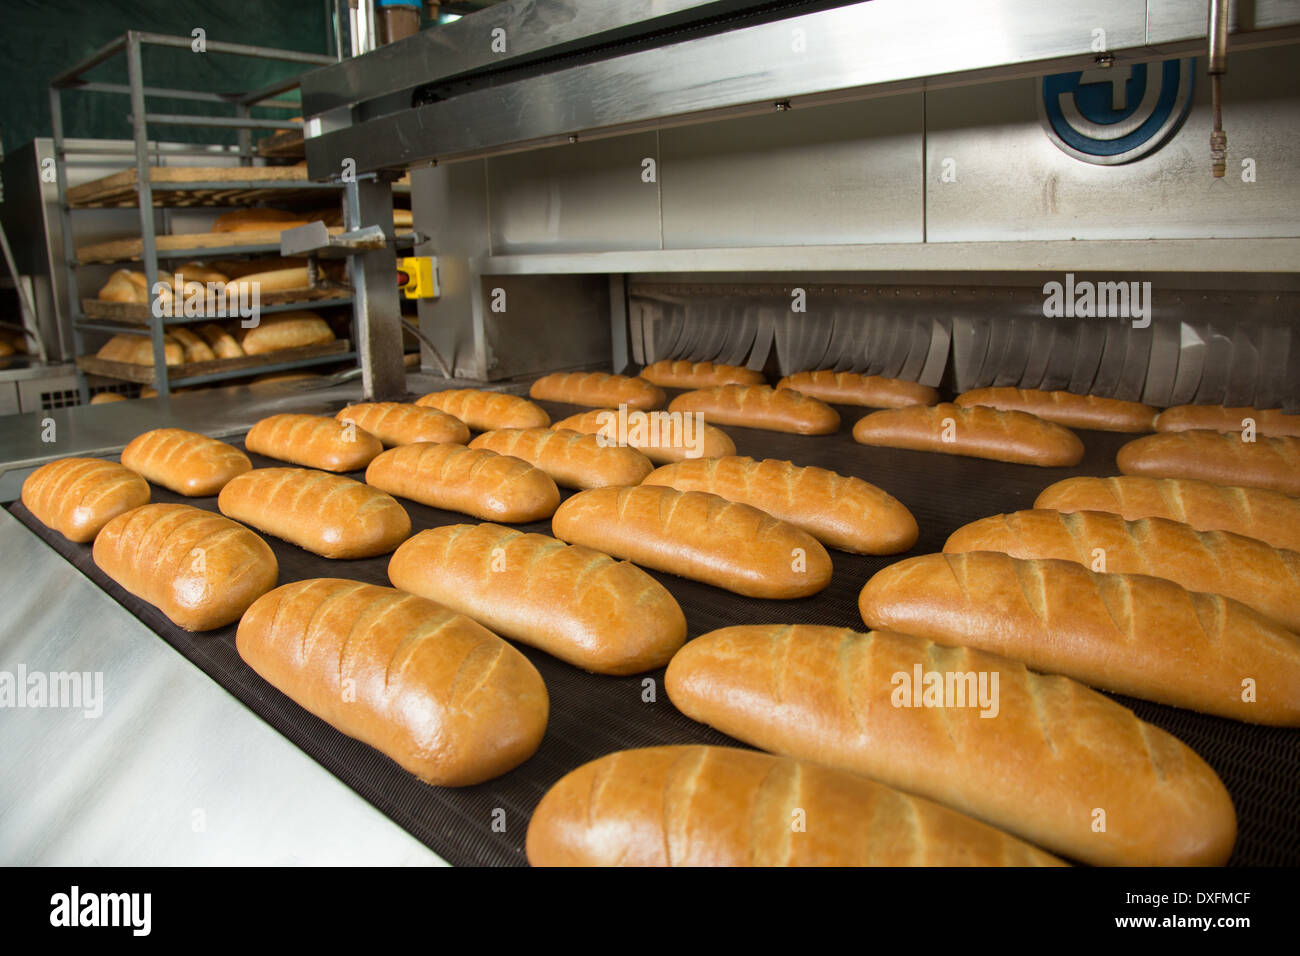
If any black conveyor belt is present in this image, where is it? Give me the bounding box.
[8,392,1299,866]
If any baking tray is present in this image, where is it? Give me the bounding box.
[7,391,1299,867]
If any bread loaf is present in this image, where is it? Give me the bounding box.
[639,360,765,389]
[173,262,229,287]
[852,403,1084,466]
[1034,476,1300,553]
[236,579,548,786]
[552,409,736,463]
[21,458,150,543]
[945,509,1300,632]
[89,392,127,405]
[1117,431,1300,494]
[197,323,243,359]
[226,267,311,296]
[642,456,917,555]
[336,402,469,447]
[121,428,251,497]
[1156,405,1300,439]
[529,371,665,411]
[665,625,1236,866]
[169,327,215,363]
[96,270,150,304]
[365,443,560,522]
[244,413,383,472]
[468,428,653,490]
[211,208,311,233]
[415,388,550,431]
[389,523,686,674]
[96,333,183,366]
[776,370,939,408]
[218,467,409,559]
[955,387,1156,433]
[669,385,840,435]
[526,745,1064,867]
[239,311,333,355]
[858,551,1300,725]
[551,485,831,598]
[93,503,277,630]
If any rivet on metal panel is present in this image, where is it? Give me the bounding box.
[774,100,792,111]
[568,135,579,144]
[1094,54,1114,68]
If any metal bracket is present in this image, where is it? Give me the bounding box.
[280,221,388,258]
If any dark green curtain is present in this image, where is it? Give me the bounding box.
[1,0,332,156]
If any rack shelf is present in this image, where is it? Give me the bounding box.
[80,292,354,325]
[75,340,353,386]
[66,166,338,209]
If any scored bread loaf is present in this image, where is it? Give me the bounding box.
[236,579,548,786]
[1117,431,1300,494]
[388,523,686,674]
[858,551,1300,725]
[529,371,665,411]
[669,385,840,435]
[211,208,311,233]
[244,413,383,472]
[1034,476,1300,553]
[21,457,150,543]
[954,387,1156,433]
[93,503,277,631]
[775,370,939,408]
[96,333,184,366]
[239,311,333,355]
[642,456,917,555]
[121,428,251,497]
[639,360,765,389]
[1156,405,1300,438]
[945,509,1300,632]
[467,427,653,489]
[551,485,832,599]
[97,269,150,304]
[219,467,409,559]
[552,409,736,463]
[415,388,550,431]
[526,745,1064,867]
[226,267,311,297]
[853,403,1084,466]
[665,625,1236,866]
[168,327,215,363]
[365,443,560,522]
[336,402,469,447]
[197,323,243,359]
[172,262,229,286]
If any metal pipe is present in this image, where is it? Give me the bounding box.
[1208,0,1229,178]
[136,113,303,130]
[130,31,337,65]
[48,35,128,88]
[70,82,232,103]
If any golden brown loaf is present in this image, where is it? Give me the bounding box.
[336,402,470,447]
[415,388,551,431]
[96,269,149,303]
[1155,405,1300,438]
[639,360,765,389]
[197,323,243,359]
[168,327,215,364]
[239,311,333,355]
[365,443,560,522]
[551,485,832,599]
[467,427,653,490]
[211,208,310,233]
[236,579,548,786]
[529,371,665,411]
[642,456,917,555]
[669,385,840,435]
[1117,431,1300,494]
[21,457,150,543]
[389,523,686,674]
[955,387,1157,433]
[89,392,127,405]
[944,509,1300,633]
[853,403,1085,466]
[226,266,311,296]
[92,503,277,631]
[858,551,1300,725]
[552,409,737,463]
[244,413,383,472]
[776,370,939,408]
[666,625,1237,866]
[218,467,409,559]
[121,428,251,497]
[526,745,1064,867]
[96,333,183,366]
[1034,476,1300,553]
[173,262,229,286]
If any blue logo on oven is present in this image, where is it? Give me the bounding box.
[1039,59,1195,165]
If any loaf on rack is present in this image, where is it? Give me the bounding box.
[168,327,216,364]
[852,403,1084,466]
[196,323,243,359]
[551,485,832,598]
[93,502,277,631]
[237,579,549,786]
[775,370,939,408]
[669,385,840,435]
[468,427,653,489]
[552,408,736,463]
[244,413,383,472]
[211,208,312,233]
[89,392,127,405]
[954,387,1157,433]
[389,524,686,674]
[526,745,1064,867]
[336,402,470,447]
[121,428,251,497]
[415,388,551,431]
[96,270,152,304]
[639,360,765,389]
[529,371,665,411]
[665,624,1237,866]
[96,333,184,366]
[21,457,150,543]
[1116,431,1300,494]
[1155,405,1300,439]
[366,443,560,522]
[238,311,334,355]
[642,456,917,554]
[225,267,312,297]
[858,551,1300,725]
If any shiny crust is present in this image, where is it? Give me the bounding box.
[852,403,1084,466]
[365,443,560,522]
[336,402,470,447]
[414,388,550,431]
[389,524,686,674]
[92,503,277,631]
[1117,431,1300,494]
[244,413,383,473]
[639,360,765,389]
[775,370,939,408]
[236,579,548,786]
[21,457,150,543]
[955,387,1156,433]
[197,323,243,359]
[239,311,333,355]
[529,371,665,411]
[121,428,251,496]
[552,409,736,463]
[96,333,183,366]
[669,385,840,435]
[468,427,653,489]
[1155,405,1300,438]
